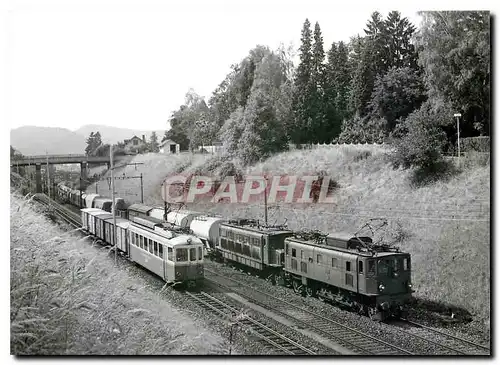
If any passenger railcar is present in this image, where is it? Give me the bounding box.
[283,232,412,321]
[128,223,204,287]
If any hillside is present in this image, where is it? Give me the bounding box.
[88,146,490,328]
[10,126,87,155]
[10,125,167,155]
[74,125,165,145]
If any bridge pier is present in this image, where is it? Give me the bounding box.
[80,162,88,181]
[35,164,42,193]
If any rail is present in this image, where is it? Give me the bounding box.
[185,290,317,355]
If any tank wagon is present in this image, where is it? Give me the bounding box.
[282,232,412,321]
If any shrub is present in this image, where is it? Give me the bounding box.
[390,103,453,184]
[336,115,388,144]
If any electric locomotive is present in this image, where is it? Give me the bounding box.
[283,231,412,321]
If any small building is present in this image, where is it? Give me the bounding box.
[159,139,180,154]
[124,135,147,154]
[197,142,224,154]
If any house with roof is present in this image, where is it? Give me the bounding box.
[124,135,147,154]
[159,139,180,154]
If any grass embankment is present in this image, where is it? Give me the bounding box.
[10,193,227,355]
[89,147,490,329]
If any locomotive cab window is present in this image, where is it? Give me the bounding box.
[359,261,363,274]
[189,248,196,261]
[176,248,188,262]
[168,247,173,261]
[346,261,351,272]
[292,248,296,258]
[368,260,375,275]
[317,254,322,264]
[159,244,163,258]
[403,257,410,271]
[198,247,203,260]
[285,243,289,255]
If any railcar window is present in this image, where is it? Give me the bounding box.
[403,258,409,271]
[144,238,148,252]
[359,261,364,274]
[346,262,351,272]
[394,258,400,272]
[221,229,226,237]
[252,246,261,260]
[301,250,304,260]
[189,248,196,261]
[149,240,154,254]
[168,247,173,261]
[154,242,158,256]
[292,248,297,258]
[159,244,163,258]
[332,258,337,268]
[140,236,144,249]
[176,248,188,262]
[198,247,203,260]
[285,243,289,255]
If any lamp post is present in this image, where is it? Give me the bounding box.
[454,113,462,159]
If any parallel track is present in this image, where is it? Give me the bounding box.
[32,193,82,228]
[205,268,490,355]
[205,269,412,355]
[185,290,317,355]
[399,319,490,355]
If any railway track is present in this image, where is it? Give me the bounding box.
[396,319,490,355]
[204,269,412,355]
[184,290,317,355]
[32,193,82,228]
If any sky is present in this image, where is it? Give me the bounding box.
[3,0,494,132]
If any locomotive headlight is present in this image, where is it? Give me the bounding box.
[378,283,385,292]
[176,271,181,278]
[408,283,412,289]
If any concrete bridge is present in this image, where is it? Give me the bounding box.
[10,154,116,193]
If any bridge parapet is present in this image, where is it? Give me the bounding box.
[11,154,111,166]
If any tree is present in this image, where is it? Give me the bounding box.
[310,21,326,142]
[149,132,159,153]
[390,101,450,182]
[368,66,427,132]
[385,11,419,70]
[291,19,314,144]
[416,11,490,136]
[85,132,103,155]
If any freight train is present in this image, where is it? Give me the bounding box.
[58,182,413,321]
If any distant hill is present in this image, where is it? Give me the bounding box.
[74,125,166,145]
[10,125,167,156]
[10,126,87,155]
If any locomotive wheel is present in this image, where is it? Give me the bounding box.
[305,286,316,298]
[292,280,302,294]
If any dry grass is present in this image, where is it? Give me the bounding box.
[10,193,227,355]
[85,146,490,327]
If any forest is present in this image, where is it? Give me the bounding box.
[163,11,490,176]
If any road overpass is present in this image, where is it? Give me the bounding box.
[10,154,117,193]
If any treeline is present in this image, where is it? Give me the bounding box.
[165,11,490,172]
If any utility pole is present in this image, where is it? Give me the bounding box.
[454,113,461,158]
[264,176,268,226]
[46,151,51,200]
[140,173,144,203]
[110,145,117,265]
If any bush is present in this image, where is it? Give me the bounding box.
[336,115,388,144]
[390,103,455,184]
